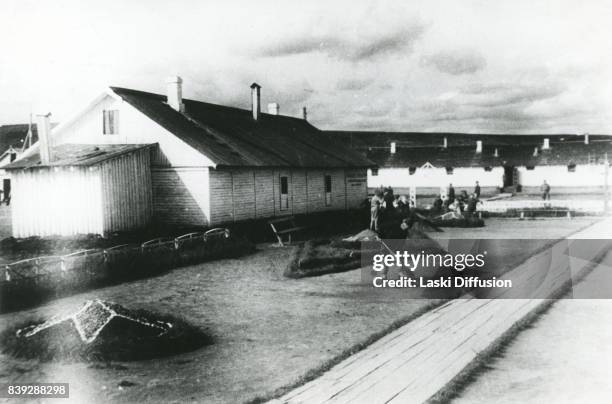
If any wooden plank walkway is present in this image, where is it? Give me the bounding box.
[272,218,612,404]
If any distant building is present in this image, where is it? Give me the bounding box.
[330,131,612,198]
[5,78,372,237]
[0,123,37,203]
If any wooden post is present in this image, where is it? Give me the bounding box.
[605,153,609,214]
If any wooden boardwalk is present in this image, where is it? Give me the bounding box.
[272,218,612,404]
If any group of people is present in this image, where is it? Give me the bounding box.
[369,187,413,234]
[431,182,482,217]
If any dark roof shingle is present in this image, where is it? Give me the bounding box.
[4,144,155,169]
[111,87,373,168]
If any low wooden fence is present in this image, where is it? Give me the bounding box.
[0,228,242,312]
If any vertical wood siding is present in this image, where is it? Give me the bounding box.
[152,167,210,226]
[10,149,152,238]
[11,167,104,237]
[100,148,152,233]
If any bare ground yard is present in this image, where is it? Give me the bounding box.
[0,217,598,403]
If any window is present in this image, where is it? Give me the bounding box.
[280,176,289,210]
[526,166,535,170]
[409,167,416,175]
[567,163,576,172]
[370,168,378,176]
[484,166,492,172]
[324,175,332,206]
[9,152,17,162]
[445,167,454,175]
[103,110,119,135]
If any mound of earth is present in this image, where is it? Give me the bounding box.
[1,299,211,362]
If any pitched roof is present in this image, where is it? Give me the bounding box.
[4,143,155,169]
[368,142,612,168]
[110,87,373,168]
[328,130,612,150]
[0,124,38,153]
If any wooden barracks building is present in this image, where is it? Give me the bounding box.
[4,77,372,237]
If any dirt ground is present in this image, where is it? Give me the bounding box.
[0,217,599,403]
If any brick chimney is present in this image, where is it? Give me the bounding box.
[542,138,550,150]
[390,142,396,154]
[267,103,279,115]
[476,140,483,153]
[37,113,53,165]
[443,137,448,148]
[251,83,261,120]
[302,106,308,120]
[166,76,184,112]
[584,133,590,144]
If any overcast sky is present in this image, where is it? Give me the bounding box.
[1,0,611,133]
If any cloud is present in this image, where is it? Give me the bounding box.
[335,78,372,91]
[456,82,566,108]
[258,23,426,62]
[421,49,487,75]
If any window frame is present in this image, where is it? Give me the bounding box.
[279,175,289,211]
[103,110,119,135]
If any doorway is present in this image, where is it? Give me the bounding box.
[503,166,517,188]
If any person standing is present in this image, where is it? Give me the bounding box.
[370,189,384,232]
[474,181,481,198]
[541,180,551,200]
[448,183,455,204]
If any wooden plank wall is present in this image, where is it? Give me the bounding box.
[345,168,368,209]
[100,148,152,233]
[255,169,275,218]
[207,167,368,226]
[10,167,104,237]
[152,167,210,226]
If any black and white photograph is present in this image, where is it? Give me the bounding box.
[1,1,612,403]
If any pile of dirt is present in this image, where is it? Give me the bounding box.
[0,300,212,362]
[286,239,363,278]
[342,229,380,243]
